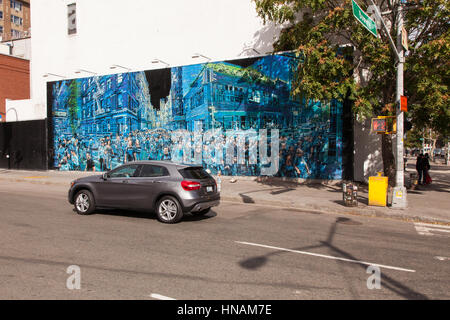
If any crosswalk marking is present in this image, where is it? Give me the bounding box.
[434,256,450,261]
[414,222,450,236]
[150,293,176,300]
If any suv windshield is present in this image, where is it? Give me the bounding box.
[179,167,211,180]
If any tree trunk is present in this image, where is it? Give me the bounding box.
[429,129,436,162]
[446,141,450,165]
[381,133,396,187]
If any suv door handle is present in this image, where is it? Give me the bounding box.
[122,180,129,184]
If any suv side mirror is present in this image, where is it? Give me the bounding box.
[102,172,109,180]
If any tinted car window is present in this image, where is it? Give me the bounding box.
[139,165,169,177]
[108,165,139,178]
[179,167,210,179]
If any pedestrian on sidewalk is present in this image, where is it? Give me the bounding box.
[416,153,424,185]
[423,153,431,185]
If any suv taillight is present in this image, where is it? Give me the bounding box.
[181,180,201,191]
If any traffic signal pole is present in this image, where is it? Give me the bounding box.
[368,0,407,208]
[391,2,407,208]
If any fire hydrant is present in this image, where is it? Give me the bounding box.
[342,182,358,207]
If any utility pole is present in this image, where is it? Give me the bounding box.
[391,1,407,208]
[421,129,425,153]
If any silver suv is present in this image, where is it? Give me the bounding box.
[68,161,220,223]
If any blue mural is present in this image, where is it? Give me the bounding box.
[49,53,343,179]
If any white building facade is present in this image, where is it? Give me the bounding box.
[30,0,277,120]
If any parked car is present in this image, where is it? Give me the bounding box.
[433,148,444,158]
[68,161,220,223]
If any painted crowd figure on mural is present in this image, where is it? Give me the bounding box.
[54,125,338,179]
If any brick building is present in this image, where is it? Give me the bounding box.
[0,53,29,121]
[0,0,31,41]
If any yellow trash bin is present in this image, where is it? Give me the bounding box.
[368,172,388,207]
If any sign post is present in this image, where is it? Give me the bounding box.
[401,26,408,51]
[354,0,407,208]
[391,3,407,209]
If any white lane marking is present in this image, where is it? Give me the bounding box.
[414,223,450,236]
[236,241,416,273]
[414,223,450,229]
[414,226,433,236]
[434,256,450,261]
[150,293,176,300]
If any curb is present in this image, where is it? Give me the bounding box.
[0,177,69,186]
[219,195,450,226]
[1,176,449,226]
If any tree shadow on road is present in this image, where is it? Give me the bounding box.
[238,217,429,300]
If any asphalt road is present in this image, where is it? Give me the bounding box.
[0,180,448,300]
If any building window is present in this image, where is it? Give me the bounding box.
[10,0,22,11]
[0,11,3,20]
[11,29,21,38]
[11,15,23,26]
[0,26,3,34]
[68,3,77,35]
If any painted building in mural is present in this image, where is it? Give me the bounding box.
[49,53,343,179]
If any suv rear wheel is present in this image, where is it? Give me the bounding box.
[74,190,95,215]
[156,196,183,223]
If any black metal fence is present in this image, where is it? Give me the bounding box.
[0,119,48,170]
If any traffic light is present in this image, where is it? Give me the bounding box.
[372,116,397,134]
[371,118,386,133]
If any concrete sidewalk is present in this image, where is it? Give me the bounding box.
[1,161,449,224]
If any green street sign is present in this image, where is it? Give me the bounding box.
[352,0,378,37]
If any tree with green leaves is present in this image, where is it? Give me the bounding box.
[67,80,80,135]
[253,0,449,183]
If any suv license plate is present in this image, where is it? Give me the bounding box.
[206,186,213,192]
